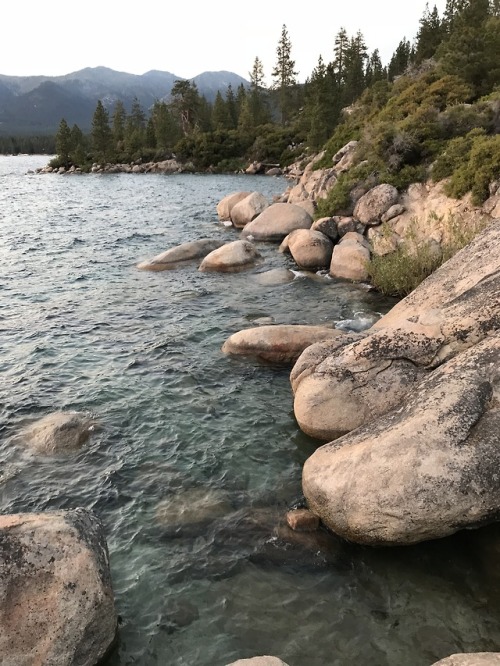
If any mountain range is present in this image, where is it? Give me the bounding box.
[0,67,249,135]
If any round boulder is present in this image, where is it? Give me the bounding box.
[0,509,117,665]
[199,240,260,273]
[353,183,400,225]
[230,192,269,228]
[241,203,313,242]
[226,659,290,666]
[311,217,339,243]
[222,324,344,364]
[329,232,370,281]
[217,192,251,221]
[287,229,333,271]
[20,411,98,455]
[137,239,225,271]
[432,655,500,665]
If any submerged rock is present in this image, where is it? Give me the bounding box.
[199,240,261,273]
[222,325,345,364]
[155,487,233,531]
[20,411,98,455]
[137,239,224,271]
[0,509,117,665]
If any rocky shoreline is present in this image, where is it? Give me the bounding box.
[3,144,499,665]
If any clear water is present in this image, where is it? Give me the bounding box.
[2,155,500,666]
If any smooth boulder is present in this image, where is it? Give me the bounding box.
[20,411,98,454]
[199,240,260,273]
[230,192,268,229]
[227,658,290,666]
[217,192,251,221]
[303,332,500,546]
[0,509,117,665]
[286,229,334,271]
[222,325,345,364]
[329,232,370,281]
[294,219,500,441]
[137,239,225,270]
[241,203,313,242]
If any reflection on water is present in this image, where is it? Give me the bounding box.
[1,155,499,666]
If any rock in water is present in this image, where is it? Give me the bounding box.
[241,203,313,242]
[217,192,251,221]
[199,240,260,273]
[303,333,500,546]
[226,658,290,666]
[431,655,500,665]
[230,192,269,228]
[137,239,225,271]
[0,508,117,665]
[20,411,98,454]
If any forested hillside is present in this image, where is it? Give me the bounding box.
[35,0,500,198]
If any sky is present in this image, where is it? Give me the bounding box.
[2,1,447,83]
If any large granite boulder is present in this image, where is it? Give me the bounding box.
[137,239,225,271]
[19,411,98,455]
[303,333,500,545]
[217,192,251,221]
[353,184,400,225]
[230,192,269,229]
[199,240,260,272]
[0,509,117,665]
[294,219,500,441]
[241,203,313,242]
[285,229,334,271]
[311,217,339,243]
[222,325,345,364]
[329,232,370,281]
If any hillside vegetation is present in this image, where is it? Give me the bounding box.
[41,0,499,205]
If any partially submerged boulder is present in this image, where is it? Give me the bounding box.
[286,229,334,271]
[230,192,269,229]
[137,239,225,271]
[303,333,500,546]
[199,240,260,273]
[294,219,500,441]
[20,411,98,455]
[241,203,313,242]
[329,232,370,281]
[222,325,345,364]
[0,509,117,665]
[217,192,251,221]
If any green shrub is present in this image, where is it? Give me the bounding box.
[314,123,361,170]
[315,162,376,218]
[445,133,500,203]
[367,214,489,296]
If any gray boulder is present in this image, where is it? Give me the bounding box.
[0,509,117,665]
[241,203,313,242]
[226,658,290,666]
[432,655,500,665]
[137,239,225,271]
[311,217,339,243]
[199,240,260,273]
[353,184,400,225]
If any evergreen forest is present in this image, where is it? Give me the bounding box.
[10,0,500,203]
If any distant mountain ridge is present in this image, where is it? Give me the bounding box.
[0,66,249,135]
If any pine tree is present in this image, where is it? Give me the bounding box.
[151,101,180,152]
[55,118,72,165]
[271,24,298,124]
[343,31,368,105]
[212,91,231,130]
[145,117,156,149]
[387,39,412,80]
[333,28,349,86]
[169,80,201,134]
[365,49,384,87]
[415,4,444,63]
[70,124,86,165]
[225,85,238,129]
[91,101,113,163]
[112,100,126,153]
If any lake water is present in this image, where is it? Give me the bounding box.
[2,154,500,666]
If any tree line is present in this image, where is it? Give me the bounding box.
[47,0,499,171]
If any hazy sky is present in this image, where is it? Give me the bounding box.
[3,1,447,83]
